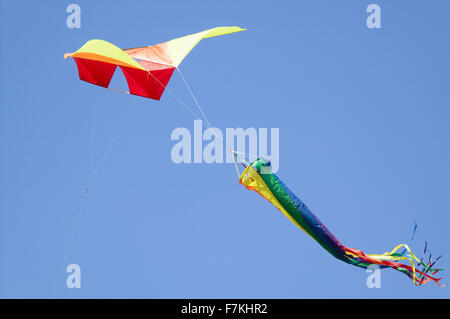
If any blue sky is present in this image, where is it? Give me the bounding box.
[1,0,449,298]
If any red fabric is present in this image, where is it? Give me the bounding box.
[73,57,117,88]
[120,61,175,100]
[343,246,442,285]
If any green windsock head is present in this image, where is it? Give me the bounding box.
[250,158,273,175]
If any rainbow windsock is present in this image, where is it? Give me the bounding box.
[239,158,443,286]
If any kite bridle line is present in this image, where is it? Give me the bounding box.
[107,87,130,95]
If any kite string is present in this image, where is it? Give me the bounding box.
[86,136,117,186]
[89,104,95,172]
[51,120,117,298]
[50,196,88,298]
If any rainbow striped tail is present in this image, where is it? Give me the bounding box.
[238,158,443,286]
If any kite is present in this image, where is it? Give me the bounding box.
[64,26,245,100]
[236,157,443,286]
[64,26,443,287]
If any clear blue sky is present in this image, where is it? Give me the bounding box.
[1,0,449,298]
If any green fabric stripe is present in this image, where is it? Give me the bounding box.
[251,159,342,259]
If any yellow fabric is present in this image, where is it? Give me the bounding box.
[67,39,145,70]
[65,27,245,69]
[344,243,421,284]
[166,26,245,67]
[368,243,422,284]
[239,165,311,236]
